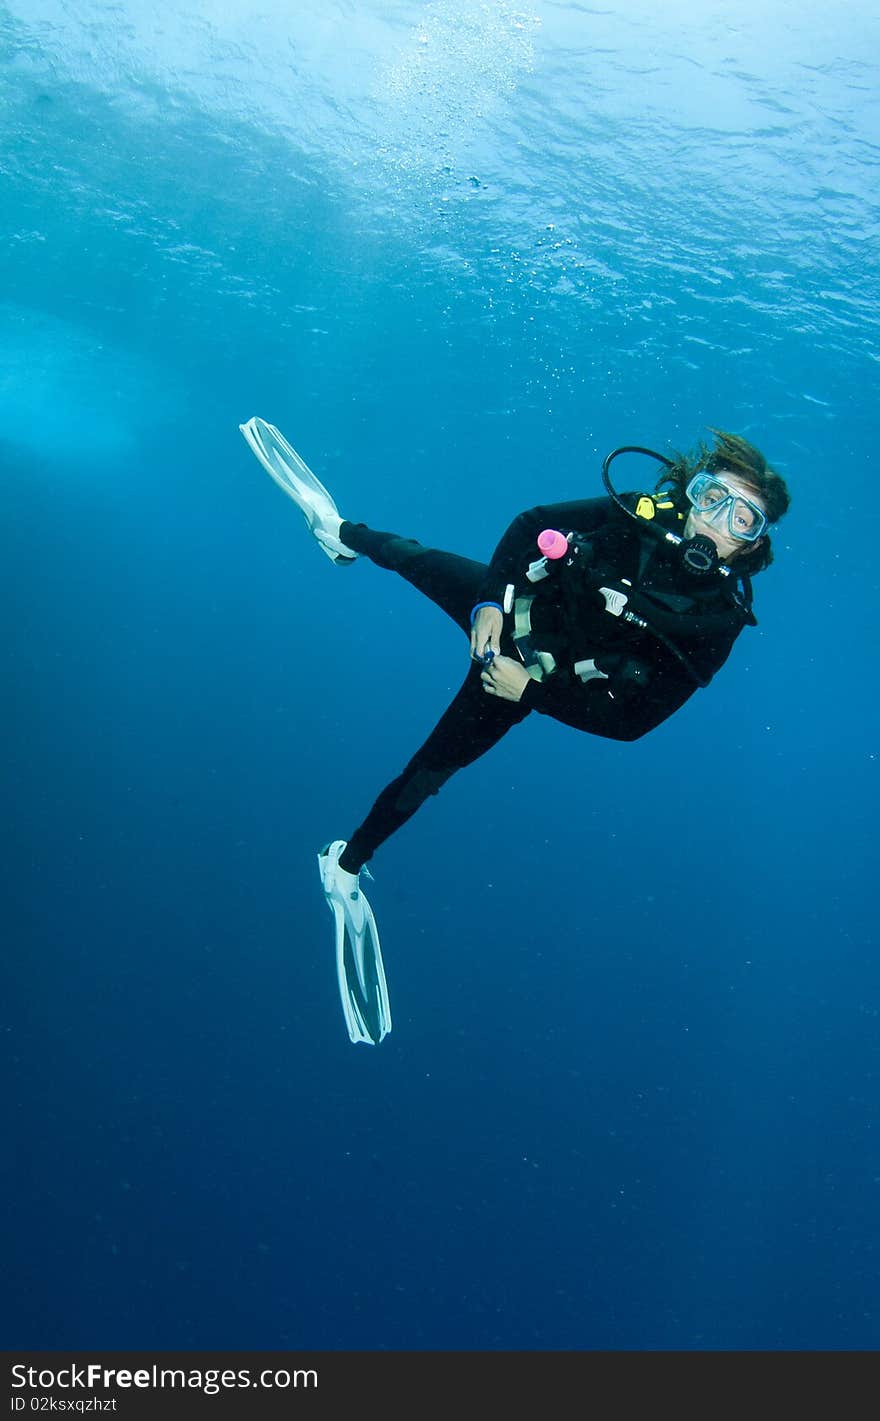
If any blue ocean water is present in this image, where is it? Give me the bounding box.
[3,0,879,1351]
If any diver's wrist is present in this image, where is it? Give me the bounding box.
[470,600,502,626]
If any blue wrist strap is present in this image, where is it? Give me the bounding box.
[470,600,503,627]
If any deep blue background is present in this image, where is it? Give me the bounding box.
[3,1,879,1349]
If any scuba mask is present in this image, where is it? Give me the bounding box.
[685,472,768,543]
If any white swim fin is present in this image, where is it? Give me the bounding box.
[239,416,357,566]
[318,841,391,1045]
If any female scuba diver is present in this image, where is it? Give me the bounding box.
[240,418,791,1046]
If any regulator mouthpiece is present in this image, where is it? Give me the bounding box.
[681,534,719,577]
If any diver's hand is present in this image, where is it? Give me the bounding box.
[470,605,503,663]
[480,654,530,703]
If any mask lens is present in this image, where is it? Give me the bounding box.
[691,476,729,512]
[731,497,759,536]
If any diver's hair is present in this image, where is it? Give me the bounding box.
[657,428,791,575]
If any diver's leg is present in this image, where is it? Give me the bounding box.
[338,664,529,874]
[339,522,486,634]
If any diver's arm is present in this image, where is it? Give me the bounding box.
[519,613,744,740]
[478,497,614,607]
[519,667,696,742]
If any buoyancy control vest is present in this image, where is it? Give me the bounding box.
[504,495,755,692]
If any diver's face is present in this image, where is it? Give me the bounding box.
[683,469,767,560]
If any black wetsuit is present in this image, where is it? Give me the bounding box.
[338,496,750,872]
